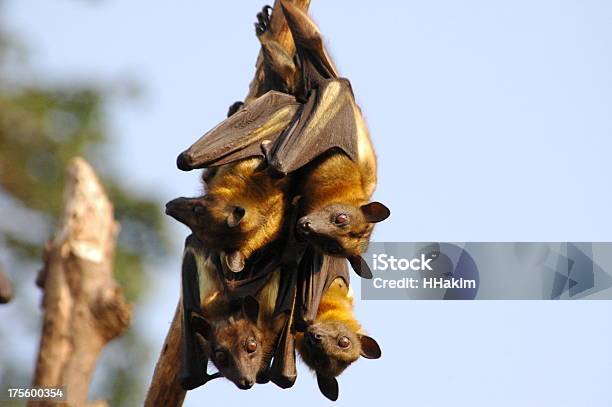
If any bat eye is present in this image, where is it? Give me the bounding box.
[337,336,351,349]
[215,350,228,365]
[193,205,205,215]
[246,338,257,353]
[227,206,246,227]
[334,213,349,225]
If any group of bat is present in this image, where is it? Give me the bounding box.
[165,1,390,401]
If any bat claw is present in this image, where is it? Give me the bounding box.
[181,370,222,390]
[205,372,222,382]
[255,5,272,36]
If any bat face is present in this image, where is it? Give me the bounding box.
[191,298,264,390]
[299,321,360,377]
[206,319,264,390]
[299,321,381,379]
[296,202,390,258]
[165,196,246,252]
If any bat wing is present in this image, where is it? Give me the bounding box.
[265,2,365,175]
[268,314,297,389]
[176,91,300,171]
[296,248,350,328]
[179,235,221,390]
[267,78,361,175]
[280,0,338,79]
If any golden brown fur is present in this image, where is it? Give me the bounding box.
[198,157,290,267]
[300,154,368,215]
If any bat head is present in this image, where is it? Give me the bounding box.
[166,159,289,272]
[296,201,390,261]
[191,296,263,390]
[298,320,381,400]
[165,195,245,252]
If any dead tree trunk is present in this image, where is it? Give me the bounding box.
[29,157,132,407]
[143,1,311,405]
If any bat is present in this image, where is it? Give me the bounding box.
[295,256,381,401]
[178,234,299,391]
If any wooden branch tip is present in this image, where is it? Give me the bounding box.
[30,157,131,407]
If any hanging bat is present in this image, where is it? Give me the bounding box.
[274,1,390,279]
[179,235,292,390]
[295,255,381,401]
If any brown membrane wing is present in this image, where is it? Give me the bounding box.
[268,78,360,175]
[268,307,298,389]
[296,247,350,329]
[178,91,300,170]
[179,235,221,390]
[279,0,338,79]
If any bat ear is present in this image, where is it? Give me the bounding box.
[242,296,260,324]
[347,255,373,279]
[224,251,246,273]
[316,373,339,401]
[360,201,390,223]
[226,206,246,228]
[359,335,382,359]
[190,311,213,340]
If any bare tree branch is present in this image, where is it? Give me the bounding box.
[28,157,132,407]
[144,303,186,407]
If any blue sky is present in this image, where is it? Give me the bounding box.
[5,1,612,406]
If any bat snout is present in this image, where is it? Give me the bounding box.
[237,377,254,390]
[165,197,195,225]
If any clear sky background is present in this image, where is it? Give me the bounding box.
[5,0,612,406]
